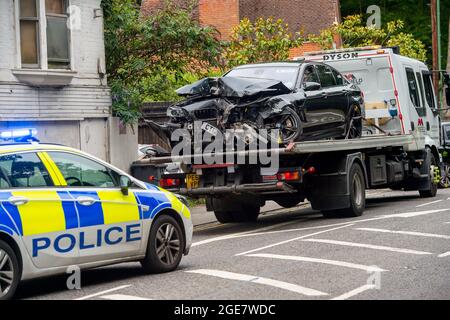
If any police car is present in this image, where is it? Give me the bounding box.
[0,129,193,299]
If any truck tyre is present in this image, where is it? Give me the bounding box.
[0,240,20,300]
[141,215,185,274]
[419,149,439,198]
[322,162,365,218]
[275,198,300,209]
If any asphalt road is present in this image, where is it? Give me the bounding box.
[18,188,450,300]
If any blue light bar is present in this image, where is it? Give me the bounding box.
[0,128,38,142]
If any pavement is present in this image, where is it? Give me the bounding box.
[17,188,450,300]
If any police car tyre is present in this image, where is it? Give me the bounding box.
[0,240,20,300]
[141,215,184,274]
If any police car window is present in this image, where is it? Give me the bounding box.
[0,153,53,189]
[48,152,118,188]
[405,68,425,117]
[316,65,337,88]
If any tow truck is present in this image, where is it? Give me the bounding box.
[133,47,450,223]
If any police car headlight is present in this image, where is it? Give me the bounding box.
[175,194,189,207]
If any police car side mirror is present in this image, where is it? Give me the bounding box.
[119,176,131,196]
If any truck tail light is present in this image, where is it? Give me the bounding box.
[159,178,181,188]
[277,171,301,181]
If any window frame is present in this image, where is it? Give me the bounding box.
[14,0,72,70]
[299,64,321,88]
[0,151,55,189]
[315,64,338,88]
[405,67,425,117]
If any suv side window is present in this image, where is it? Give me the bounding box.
[316,64,337,88]
[331,67,345,86]
[0,153,53,189]
[48,152,120,188]
[405,67,425,117]
[302,65,320,84]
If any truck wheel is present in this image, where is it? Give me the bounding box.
[141,215,185,274]
[322,163,365,218]
[419,150,439,198]
[211,197,260,223]
[0,240,20,300]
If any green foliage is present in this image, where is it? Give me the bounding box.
[310,15,427,61]
[101,0,222,123]
[224,17,304,68]
[340,0,449,67]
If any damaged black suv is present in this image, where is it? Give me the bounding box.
[163,61,364,146]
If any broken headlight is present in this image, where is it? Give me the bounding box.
[167,107,189,118]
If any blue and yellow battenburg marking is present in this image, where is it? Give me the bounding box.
[0,185,190,237]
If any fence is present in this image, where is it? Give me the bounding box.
[138,101,173,150]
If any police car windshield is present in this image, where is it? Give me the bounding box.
[225,66,298,89]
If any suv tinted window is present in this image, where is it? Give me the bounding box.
[316,65,337,88]
[48,152,119,188]
[302,65,320,84]
[0,153,53,189]
[405,68,425,117]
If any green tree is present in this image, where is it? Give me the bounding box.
[101,0,222,123]
[309,15,427,61]
[224,17,304,68]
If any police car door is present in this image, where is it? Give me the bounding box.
[0,151,79,268]
[46,151,143,263]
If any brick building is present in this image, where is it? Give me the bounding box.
[141,0,342,56]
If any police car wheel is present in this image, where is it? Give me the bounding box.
[141,215,184,274]
[0,240,20,300]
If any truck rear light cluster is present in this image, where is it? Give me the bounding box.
[277,171,301,181]
[159,178,181,188]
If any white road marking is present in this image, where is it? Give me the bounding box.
[382,209,449,218]
[416,200,443,208]
[100,294,151,300]
[438,251,450,258]
[74,285,132,300]
[331,284,376,300]
[356,227,450,240]
[445,222,450,224]
[235,224,354,256]
[186,269,327,296]
[192,209,450,248]
[302,239,433,255]
[246,253,387,272]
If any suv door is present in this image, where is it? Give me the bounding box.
[315,64,348,133]
[46,151,143,263]
[0,152,79,268]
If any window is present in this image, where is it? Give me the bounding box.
[19,0,40,67]
[0,153,53,189]
[331,68,345,86]
[302,65,320,84]
[316,65,337,88]
[422,73,436,110]
[18,0,70,69]
[48,152,120,188]
[405,68,425,117]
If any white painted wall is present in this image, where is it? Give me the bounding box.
[0,0,138,167]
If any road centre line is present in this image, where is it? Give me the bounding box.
[246,253,387,272]
[185,269,327,296]
[331,284,376,300]
[235,224,354,256]
[100,294,151,300]
[74,285,132,300]
[356,228,450,240]
[438,251,450,258]
[416,200,443,208]
[302,239,433,255]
